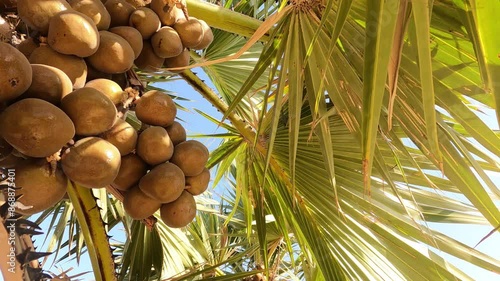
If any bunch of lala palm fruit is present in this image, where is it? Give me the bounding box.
[0,0,214,228]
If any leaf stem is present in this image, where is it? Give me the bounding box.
[179,69,257,143]
[66,181,117,281]
[180,70,305,204]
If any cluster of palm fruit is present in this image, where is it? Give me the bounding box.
[0,0,213,228]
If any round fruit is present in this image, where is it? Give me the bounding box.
[22,64,73,105]
[123,185,162,220]
[129,7,161,40]
[17,0,72,34]
[185,167,210,195]
[135,90,177,126]
[165,121,186,145]
[101,119,137,155]
[150,0,183,26]
[136,126,173,165]
[87,31,135,74]
[29,44,88,89]
[134,40,164,72]
[164,48,190,73]
[60,87,117,136]
[151,26,183,58]
[112,154,148,191]
[85,78,126,105]
[170,140,209,176]
[122,0,144,8]
[68,0,111,30]
[193,20,213,50]
[105,0,135,27]
[0,42,32,102]
[61,137,121,188]
[160,190,196,228]
[139,162,185,203]
[0,98,75,157]
[47,10,100,57]
[6,160,67,215]
[173,17,204,49]
[16,37,39,59]
[109,26,143,59]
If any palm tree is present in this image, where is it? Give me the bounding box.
[1,0,500,280]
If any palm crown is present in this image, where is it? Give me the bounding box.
[1,0,500,280]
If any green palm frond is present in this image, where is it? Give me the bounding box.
[185,0,500,279]
[19,0,500,280]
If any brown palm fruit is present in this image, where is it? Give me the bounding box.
[134,40,164,72]
[160,190,196,228]
[163,48,190,73]
[123,0,146,8]
[150,0,183,26]
[139,162,185,203]
[185,167,210,195]
[123,185,161,220]
[173,17,204,49]
[193,20,213,50]
[136,126,173,165]
[0,42,32,102]
[16,38,39,59]
[29,44,88,89]
[60,88,117,136]
[68,0,111,30]
[109,26,143,59]
[87,31,135,74]
[17,0,72,34]
[151,26,183,58]
[112,154,148,191]
[5,160,67,215]
[129,7,161,40]
[47,11,100,57]
[170,140,209,176]
[165,121,186,145]
[21,64,73,105]
[105,0,136,27]
[0,99,75,157]
[101,119,138,155]
[61,137,121,188]
[135,90,177,126]
[85,78,127,105]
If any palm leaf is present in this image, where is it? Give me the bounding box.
[21,0,500,280]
